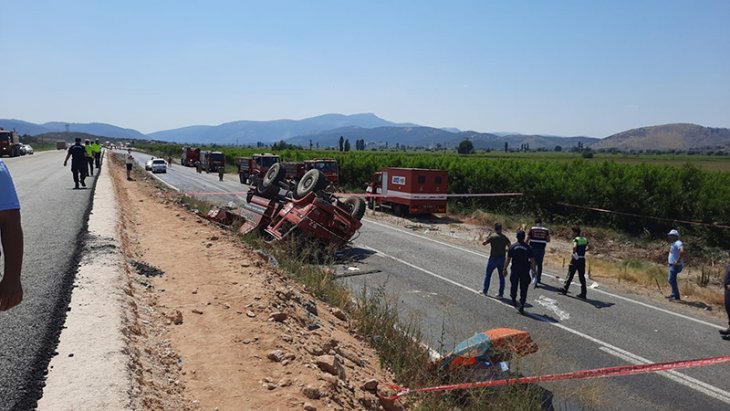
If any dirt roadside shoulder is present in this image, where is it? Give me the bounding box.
[107,155,394,410]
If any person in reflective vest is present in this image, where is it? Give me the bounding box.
[561,226,589,299]
[91,139,102,169]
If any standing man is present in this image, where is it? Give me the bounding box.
[504,230,536,314]
[720,249,730,341]
[527,218,550,288]
[92,139,102,169]
[561,226,589,299]
[482,223,511,298]
[84,139,94,176]
[666,229,685,301]
[125,150,135,180]
[63,137,88,189]
[0,159,24,311]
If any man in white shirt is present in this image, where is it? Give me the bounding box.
[0,159,23,311]
[666,229,684,301]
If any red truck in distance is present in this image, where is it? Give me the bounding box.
[181,146,201,167]
[282,158,339,187]
[0,128,22,157]
[238,153,281,185]
[200,151,225,173]
[365,167,448,216]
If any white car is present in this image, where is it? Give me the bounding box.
[145,158,154,170]
[150,158,167,173]
[23,144,34,155]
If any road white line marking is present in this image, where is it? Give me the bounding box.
[364,244,730,404]
[599,347,730,405]
[363,218,724,330]
[535,295,570,321]
[150,173,180,192]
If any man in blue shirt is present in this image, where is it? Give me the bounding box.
[0,159,23,311]
[666,229,685,301]
[63,137,88,189]
[503,230,536,315]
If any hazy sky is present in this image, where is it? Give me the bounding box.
[2,0,728,137]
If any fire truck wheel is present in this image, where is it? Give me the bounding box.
[262,163,286,188]
[343,197,366,220]
[296,169,327,198]
[256,183,280,199]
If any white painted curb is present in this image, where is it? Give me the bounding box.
[37,163,131,410]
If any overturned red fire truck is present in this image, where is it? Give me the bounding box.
[206,163,364,260]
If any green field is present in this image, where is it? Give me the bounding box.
[137,142,730,247]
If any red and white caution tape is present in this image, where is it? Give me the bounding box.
[557,202,730,229]
[378,355,730,401]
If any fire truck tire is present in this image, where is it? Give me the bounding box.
[256,183,279,199]
[296,169,327,198]
[343,197,366,220]
[262,163,286,188]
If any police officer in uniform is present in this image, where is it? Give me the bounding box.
[63,137,88,189]
[503,230,536,314]
[561,226,589,299]
[527,218,550,288]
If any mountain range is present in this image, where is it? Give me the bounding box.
[594,123,730,151]
[1,114,728,151]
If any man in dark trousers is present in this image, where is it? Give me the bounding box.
[63,137,88,189]
[503,230,536,314]
[720,249,730,341]
[84,139,94,176]
[527,218,550,288]
[561,226,589,299]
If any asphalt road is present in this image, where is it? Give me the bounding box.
[339,219,730,410]
[104,152,730,409]
[126,151,249,206]
[0,151,99,411]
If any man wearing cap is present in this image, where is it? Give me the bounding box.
[482,222,510,298]
[527,218,550,288]
[666,229,685,300]
[503,230,536,314]
[561,226,589,299]
[63,137,88,189]
[720,249,730,341]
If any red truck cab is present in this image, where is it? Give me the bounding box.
[238,153,281,184]
[0,129,21,157]
[366,167,448,216]
[181,146,200,166]
[304,159,339,185]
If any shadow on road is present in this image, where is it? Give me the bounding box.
[336,246,377,263]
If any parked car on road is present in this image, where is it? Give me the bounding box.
[150,158,167,173]
[145,158,154,170]
[23,144,33,155]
